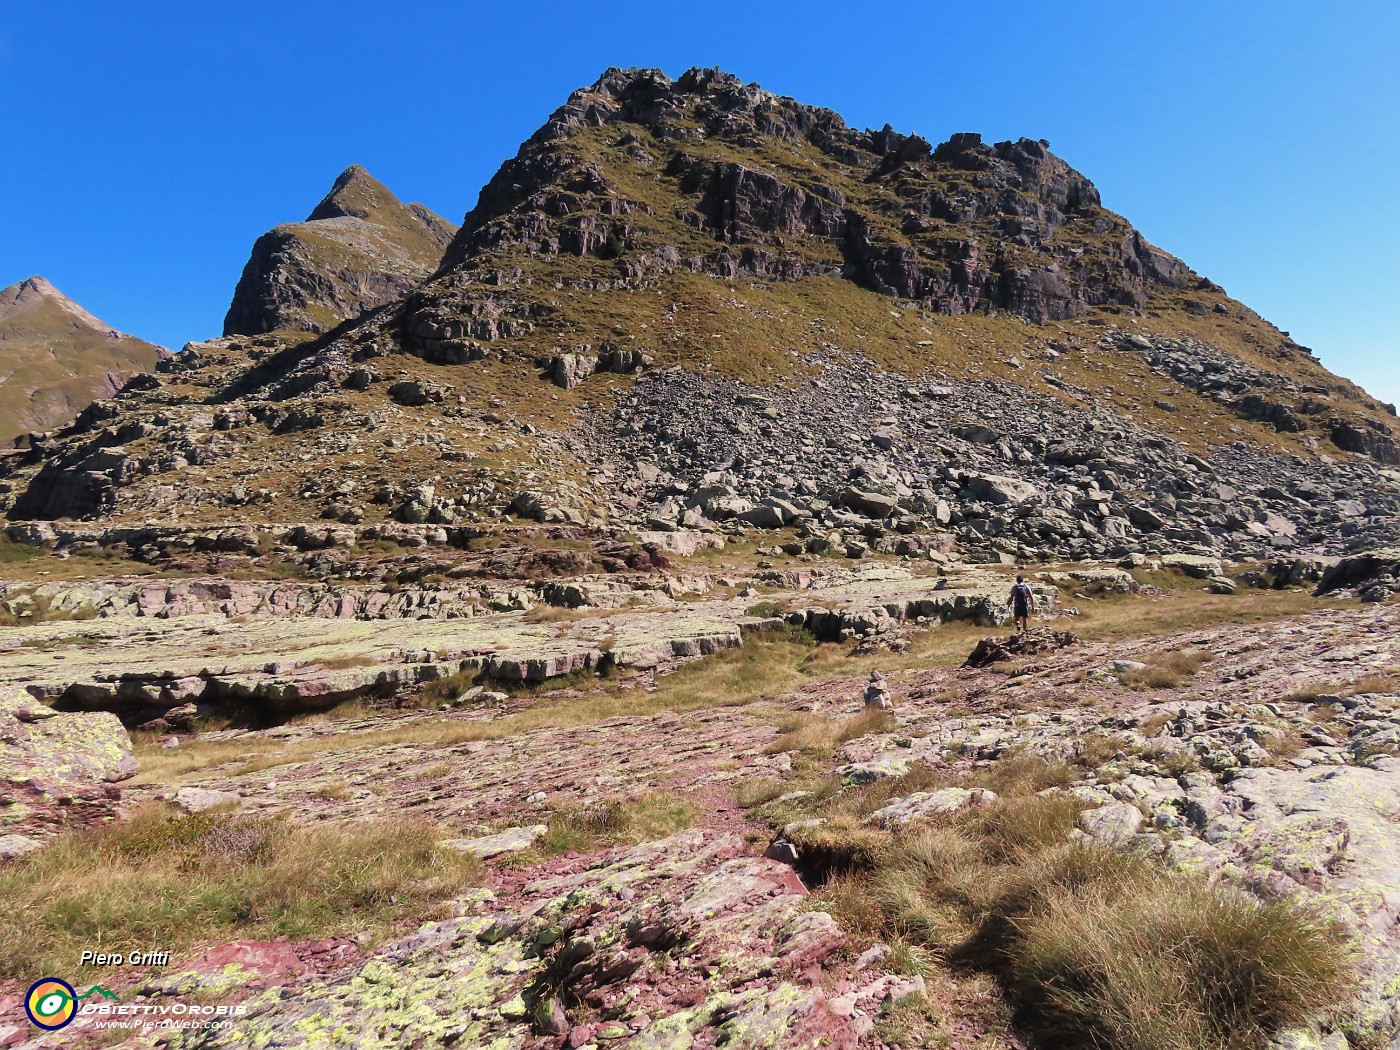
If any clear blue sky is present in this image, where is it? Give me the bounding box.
[2,1,1397,405]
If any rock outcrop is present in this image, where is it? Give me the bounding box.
[1,687,137,849]
[223,165,457,336]
[435,68,1186,323]
[0,688,137,789]
[0,276,167,444]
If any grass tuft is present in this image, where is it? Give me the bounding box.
[807,767,1353,1050]
[1118,649,1214,690]
[766,708,896,755]
[537,791,698,855]
[0,806,481,980]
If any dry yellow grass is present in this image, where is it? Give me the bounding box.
[765,708,897,756]
[1118,649,1214,690]
[804,762,1353,1050]
[1073,583,1346,642]
[131,626,830,784]
[0,807,480,980]
[534,791,698,856]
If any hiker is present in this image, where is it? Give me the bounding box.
[1008,576,1035,634]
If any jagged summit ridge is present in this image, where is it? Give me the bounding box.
[223,165,458,338]
[415,62,1193,375]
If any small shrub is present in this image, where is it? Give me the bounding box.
[1349,673,1399,697]
[1072,731,1124,769]
[1137,711,1174,738]
[974,752,1079,794]
[744,600,786,618]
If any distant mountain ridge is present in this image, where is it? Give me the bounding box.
[223,165,457,337]
[0,276,167,445]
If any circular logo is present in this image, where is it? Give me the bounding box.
[25,978,77,1030]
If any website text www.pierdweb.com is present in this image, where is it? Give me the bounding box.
[80,1001,248,1032]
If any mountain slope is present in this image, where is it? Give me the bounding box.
[3,68,1397,564]
[0,276,167,445]
[223,165,458,337]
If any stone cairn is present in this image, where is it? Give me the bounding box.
[863,671,893,711]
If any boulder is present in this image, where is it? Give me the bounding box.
[0,689,137,790]
[865,788,997,828]
[1126,505,1167,531]
[551,353,599,390]
[445,825,549,860]
[387,379,448,406]
[842,487,899,518]
[1160,552,1224,579]
[838,757,911,785]
[0,834,42,861]
[1315,549,1400,598]
[964,627,1077,668]
[1077,803,1145,847]
[173,786,242,814]
[961,473,1038,506]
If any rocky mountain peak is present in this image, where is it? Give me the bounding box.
[409,64,1197,381]
[4,66,1398,540]
[0,275,166,444]
[1,274,112,332]
[307,164,403,223]
[223,165,458,337]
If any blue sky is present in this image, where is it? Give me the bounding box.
[2,1,1397,405]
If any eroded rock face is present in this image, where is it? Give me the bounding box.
[224,166,458,336]
[63,832,864,1050]
[436,68,1186,324]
